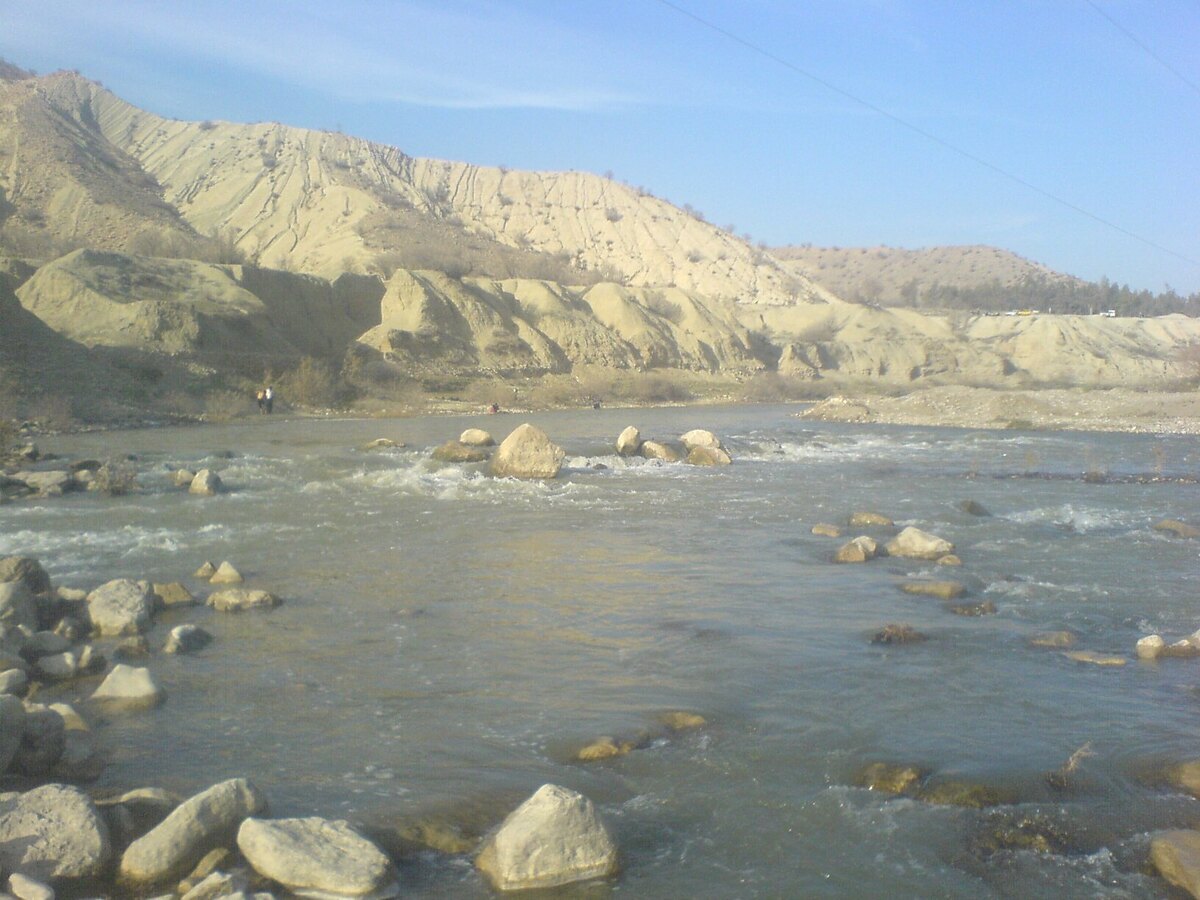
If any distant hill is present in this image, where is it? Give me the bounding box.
[773,244,1197,317]
[1,62,1199,430]
[772,244,1074,304]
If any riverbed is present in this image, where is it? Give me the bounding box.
[4,404,1199,897]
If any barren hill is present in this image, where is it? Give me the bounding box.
[772,244,1073,304]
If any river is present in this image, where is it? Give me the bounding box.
[3,404,1199,897]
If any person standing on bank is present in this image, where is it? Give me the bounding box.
[264,385,274,414]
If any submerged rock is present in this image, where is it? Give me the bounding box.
[1150,830,1200,898]
[1064,650,1126,667]
[660,711,707,731]
[475,784,618,891]
[119,778,266,887]
[207,589,280,613]
[432,440,490,463]
[834,536,879,563]
[1154,519,1200,539]
[871,624,927,645]
[949,600,997,617]
[489,424,565,480]
[958,499,992,517]
[360,438,403,451]
[1164,761,1200,799]
[811,523,842,538]
[0,784,112,881]
[237,816,398,899]
[164,624,213,655]
[1030,631,1076,649]
[193,561,217,579]
[153,582,196,608]
[575,737,635,762]
[971,812,1071,857]
[848,511,893,527]
[900,580,965,600]
[917,781,1005,808]
[857,763,924,795]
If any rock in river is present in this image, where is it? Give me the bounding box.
[91,664,164,708]
[119,778,265,887]
[885,526,955,560]
[475,784,618,891]
[0,783,111,881]
[489,424,564,480]
[237,816,398,898]
[207,589,280,613]
[1150,830,1200,898]
[86,579,155,636]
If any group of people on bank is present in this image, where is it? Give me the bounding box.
[254,386,274,414]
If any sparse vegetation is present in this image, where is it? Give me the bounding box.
[278,357,345,409]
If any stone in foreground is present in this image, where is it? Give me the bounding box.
[0,783,111,881]
[91,664,165,707]
[615,426,642,456]
[489,424,565,480]
[86,579,155,635]
[237,816,398,898]
[119,778,265,887]
[475,784,618,891]
[188,469,222,496]
[1150,830,1200,898]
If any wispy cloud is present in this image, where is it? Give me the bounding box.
[0,0,647,111]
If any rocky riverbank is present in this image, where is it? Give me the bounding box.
[799,386,1200,434]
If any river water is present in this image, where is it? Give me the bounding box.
[4,404,1199,898]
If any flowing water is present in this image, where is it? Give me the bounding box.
[4,405,1199,897]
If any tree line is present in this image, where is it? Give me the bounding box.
[893,273,1199,317]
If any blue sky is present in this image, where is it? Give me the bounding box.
[2,0,1198,293]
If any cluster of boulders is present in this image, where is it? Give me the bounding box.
[431,424,565,479]
[2,550,627,896]
[0,442,106,502]
[171,466,223,496]
[573,711,707,762]
[615,426,732,466]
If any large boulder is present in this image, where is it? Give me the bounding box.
[833,536,879,563]
[15,471,75,496]
[0,558,52,595]
[188,469,222,496]
[680,429,721,452]
[0,582,39,631]
[1150,830,1200,898]
[615,426,642,456]
[11,704,66,776]
[885,527,954,560]
[86,579,155,636]
[489,424,565,480]
[237,816,398,898]
[475,784,618,891]
[0,783,112,881]
[118,778,266,887]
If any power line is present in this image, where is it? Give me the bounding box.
[1082,0,1200,99]
[651,0,1200,271]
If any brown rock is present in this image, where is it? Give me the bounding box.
[811,523,842,538]
[848,511,893,527]
[948,600,997,616]
[900,580,965,600]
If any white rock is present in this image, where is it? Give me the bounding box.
[680,428,721,451]
[0,783,111,880]
[238,817,397,898]
[475,784,618,891]
[173,468,196,487]
[489,424,565,480]
[91,664,164,708]
[459,428,495,447]
[189,469,222,496]
[86,579,155,636]
[639,440,680,462]
[885,526,955,560]
[209,561,243,585]
[119,779,266,886]
[0,668,28,695]
[615,426,642,456]
[8,871,55,900]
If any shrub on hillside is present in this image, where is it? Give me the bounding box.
[279,357,343,409]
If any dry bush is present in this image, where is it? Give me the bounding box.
[278,357,344,409]
[740,373,829,402]
[204,389,255,422]
[462,378,517,409]
[527,375,589,408]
